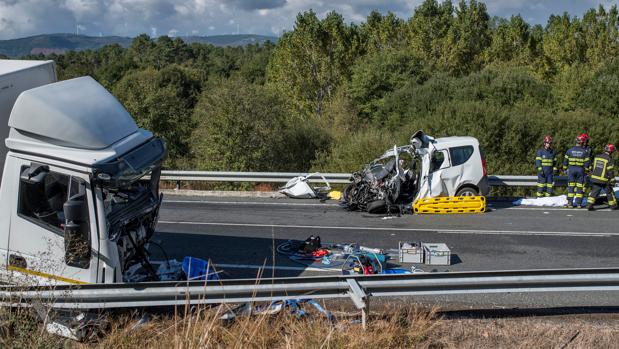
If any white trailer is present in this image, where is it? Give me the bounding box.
[0,60,57,184]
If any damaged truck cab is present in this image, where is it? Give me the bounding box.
[0,61,165,285]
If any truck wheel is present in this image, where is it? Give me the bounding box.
[367,200,387,214]
[456,187,478,197]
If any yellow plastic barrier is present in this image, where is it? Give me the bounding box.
[413,196,486,214]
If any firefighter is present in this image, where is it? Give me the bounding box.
[535,135,557,197]
[586,144,617,211]
[581,133,593,193]
[563,134,591,208]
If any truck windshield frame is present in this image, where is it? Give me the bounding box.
[92,137,166,189]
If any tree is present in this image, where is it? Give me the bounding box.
[407,0,454,68]
[267,10,358,118]
[113,65,201,166]
[542,13,586,76]
[441,0,491,74]
[191,79,328,172]
[128,34,157,68]
[578,59,619,118]
[347,49,424,122]
[485,15,532,65]
[581,5,619,67]
[360,11,407,53]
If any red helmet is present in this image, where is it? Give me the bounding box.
[605,144,615,154]
[576,134,586,145]
[543,135,552,144]
[580,133,590,145]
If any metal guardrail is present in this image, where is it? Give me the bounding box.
[160,171,619,187]
[4,268,619,312]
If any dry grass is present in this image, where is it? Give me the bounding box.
[90,304,437,349]
[2,302,619,349]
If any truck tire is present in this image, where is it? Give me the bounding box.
[367,200,387,214]
[456,187,478,197]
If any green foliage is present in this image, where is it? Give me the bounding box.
[113,65,201,167]
[578,59,619,118]
[16,2,619,178]
[267,10,360,118]
[312,128,401,173]
[191,79,328,172]
[348,49,425,122]
[485,15,535,65]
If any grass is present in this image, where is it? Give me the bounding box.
[2,301,618,349]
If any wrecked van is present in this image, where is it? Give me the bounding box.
[342,131,489,213]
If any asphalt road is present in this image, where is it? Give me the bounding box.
[153,195,619,309]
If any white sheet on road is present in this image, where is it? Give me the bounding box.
[513,188,619,207]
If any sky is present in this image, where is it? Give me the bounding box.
[0,0,617,40]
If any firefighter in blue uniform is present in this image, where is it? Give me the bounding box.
[535,135,557,197]
[563,134,591,208]
[580,133,592,194]
[586,144,617,211]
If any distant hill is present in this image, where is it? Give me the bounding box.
[0,33,278,57]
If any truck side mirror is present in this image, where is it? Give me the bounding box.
[63,193,90,268]
[20,163,49,184]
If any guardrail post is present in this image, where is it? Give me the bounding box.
[175,180,181,190]
[346,278,370,329]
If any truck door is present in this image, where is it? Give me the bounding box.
[7,160,97,285]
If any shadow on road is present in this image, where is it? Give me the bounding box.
[439,306,619,319]
[152,231,311,279]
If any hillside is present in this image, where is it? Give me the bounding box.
[0,33,277,57]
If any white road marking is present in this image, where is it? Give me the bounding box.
[164,200,617,212]
[158,221,611,237]
[165,200,340,207]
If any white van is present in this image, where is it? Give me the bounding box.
[416,135,489,198]
[343,131,489,213]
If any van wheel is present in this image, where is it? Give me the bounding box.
[456,187,478,197]
[367,200,387,214]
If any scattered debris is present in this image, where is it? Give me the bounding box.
[124,256,219,282]
[220,299,334,322]
[279,173,331,199]
[183,256,220,281]
[277,236,416,274]
[33,302,108,342]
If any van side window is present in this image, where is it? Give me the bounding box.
[449,146,474,166]
[18,167,70,234]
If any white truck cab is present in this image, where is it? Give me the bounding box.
[0,61,165,285]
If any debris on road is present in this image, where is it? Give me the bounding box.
[279,172,331,199]
[277,235,435,274]
[124,256,219,282]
